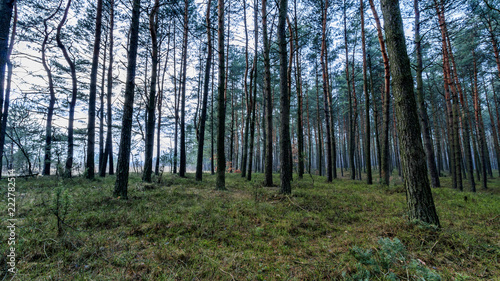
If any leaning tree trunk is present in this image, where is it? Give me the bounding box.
[113,0,141,199]
[42,4,58,176]
[86,0,103,179]
[195,0,213,181]
[369,0,391,185]
[380,0,440,226]
[56,0,78,178]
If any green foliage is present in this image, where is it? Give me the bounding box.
[52,182,72,236]
[346,238,440,280]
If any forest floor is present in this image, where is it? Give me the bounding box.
[0,171,499,280]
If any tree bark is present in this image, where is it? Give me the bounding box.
[473,50,488,189]
[380,0,440,226]
[42,4,57,176]
[0,0,14,178]
[179,0,189,177]
[196,0,213,181]
[369,0,391,185]
[216,0,226,190]
[279,0,291,194]
[56,0,78,178]
[322,0,333,182]
[263,0,273,186]
[100,0,115,177]
[247,0,259,181]
[113,0,141,199]
[361,0,372,184]
[86,0,103,179]
[143,0,160,183]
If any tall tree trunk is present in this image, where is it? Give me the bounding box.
[241,0,250,178]
[414,0,440,187]
[279,0,291,194]
[247,0,259,181]
[486,90,500,177]
[216,0,226,190]
[380,0,440,226]
[263,0,273,186]
[473,50,488,189]
[143,0,160,183]
[57,0,78,178]
[315,60,323,176]
[86,0,103,179]
[321,0,333,182]
[156,24,171,176]
[179,0,189,177]
[196,0,213,181]
[361,0,372,184]
[42,5,58,176]
[173,28,179,174]
[344,0,355,180]
[211,36,215,175]
[98,32,107,176]
[101,0,115,177]
[0,0,14,178]
[294,0,304,179]
[368,53,381,179]
[369,0,391,185]
[113,0,141,199]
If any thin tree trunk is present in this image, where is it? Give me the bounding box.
[98,31,107,176]
[86,0,103,179]
[241,0,250,178]
[113,0,141,199]
[485,89,500,177]
[247,0,259,181]
[361,0,371,184]
[196,0,213,181]
[0,0,15,178]
[279,0,291,194]
[369,0,390,185]
[101,0,115,177]
[321,0,333,182]
[473,50,487,189]
[415,0,440,187]
[294,0,304,179]
[263,0,273,186]
[179,0,189,177]
[143,0,160,182]
[57,0,78,178]
[42,4,58,176]
[216,0,226,190]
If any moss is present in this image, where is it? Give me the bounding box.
[0,172,498,280]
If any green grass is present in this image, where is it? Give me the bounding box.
[1,171,499,280]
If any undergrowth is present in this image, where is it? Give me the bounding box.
[0,171,498,280]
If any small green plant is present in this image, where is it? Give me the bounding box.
[52,183,71,236]
[345,238,441,280]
